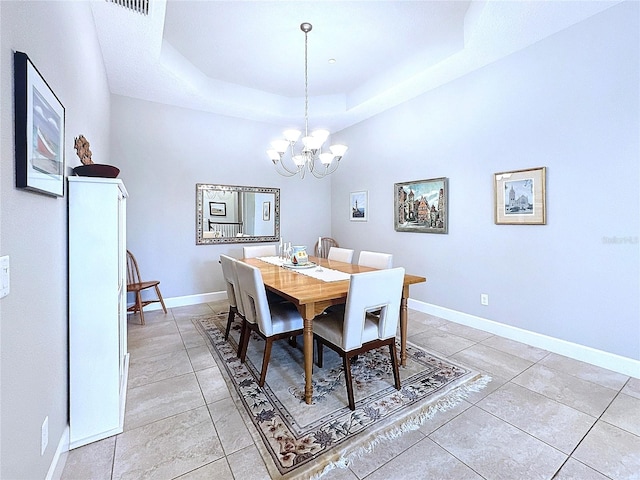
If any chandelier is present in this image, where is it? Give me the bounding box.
[267,23,347,179]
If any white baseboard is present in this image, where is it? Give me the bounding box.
[140,291,639,379]
[409,299,640,379]
[140,291,227,311]
[46,425,70,480]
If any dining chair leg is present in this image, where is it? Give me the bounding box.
[136,292,145,325]
[224,307,236,340]
[315,338,324,367]
[343,354,356,410]
[239,321,251,362]
[389,341,401,390]
[259,338,274,387]
[154,285,168,313]
[236,320,245,358]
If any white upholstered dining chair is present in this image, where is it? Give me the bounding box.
[313,267,405,410]
[356,250,394,319]
[327,247,354,263]
[220,254,244,340]
[243,245,277,258]
[240,246,288,304]
[357,250,393,269]
[235,260,304,387]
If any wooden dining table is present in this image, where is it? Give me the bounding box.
[241,255,426,404]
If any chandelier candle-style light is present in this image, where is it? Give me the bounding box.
[267,22,347,179]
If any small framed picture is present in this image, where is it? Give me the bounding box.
[494,167,546,225]
[394,177,448,234]
[350,191,368,222]
[209,201,226,216]
[263,201,271,221]
[14,51,65,197]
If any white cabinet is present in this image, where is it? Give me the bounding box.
[68,176,129,449]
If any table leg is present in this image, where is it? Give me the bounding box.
[303,317,314,404]
[400,294,408,366]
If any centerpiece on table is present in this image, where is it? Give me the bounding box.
[291,246,308,265]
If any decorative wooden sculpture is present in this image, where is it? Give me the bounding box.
[74,135,93,165]
[72,134,120,178]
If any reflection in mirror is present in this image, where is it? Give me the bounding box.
[196,184,280,245]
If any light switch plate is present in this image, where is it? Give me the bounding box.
[0,256,10,298]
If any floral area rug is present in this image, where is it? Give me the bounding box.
[194,310,490,479]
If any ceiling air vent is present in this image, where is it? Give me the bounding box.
[107,0,149,15]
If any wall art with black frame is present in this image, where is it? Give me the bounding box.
[14,51,65,197]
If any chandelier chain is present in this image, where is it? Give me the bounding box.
[304,28,309,138]
[267,22,348,178]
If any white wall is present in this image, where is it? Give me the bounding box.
[110,95,332,300]
[331,2,639,362]
[112,2,638,368]
[0,1,111,478]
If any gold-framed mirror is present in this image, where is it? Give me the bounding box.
[196,183,280,245]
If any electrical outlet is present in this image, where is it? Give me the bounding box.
[480,294,489,306]
[41,416,48,455]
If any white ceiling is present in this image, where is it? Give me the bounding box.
[161,1,471,98]
[90,0,619,131]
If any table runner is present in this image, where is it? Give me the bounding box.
[257,256,350,282]
[256,255,285,266]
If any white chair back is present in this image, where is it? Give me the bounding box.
[327,247,354,263]
[243,245,277,258]
[341,267,405,350]
[235,260,274,336]
[358,250,393,269]
[219,254,239,310]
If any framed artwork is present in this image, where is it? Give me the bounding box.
[14,51,65,197]
[394,177,448,234]
[494,167,546,225]
[350,191,368,222]
[263,201,271,221]
[209,201,226,216]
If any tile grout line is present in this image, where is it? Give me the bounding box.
[109,304,634,480]
[546,425,607,479]
[175,306,230,480]
[547,379,629,480]
[192,306,274,479]
[437,342,584,480]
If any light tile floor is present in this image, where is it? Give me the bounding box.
[61,302,640,480]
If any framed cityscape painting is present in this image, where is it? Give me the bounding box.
[394,177,448,234]
[494,167,546,225]
[350,191,368,222]
[14,51,65,197]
